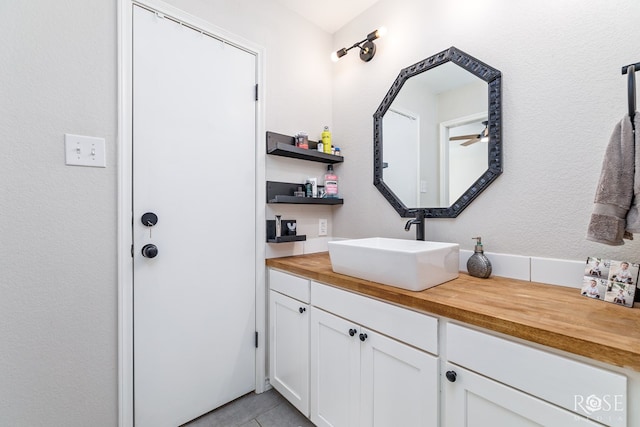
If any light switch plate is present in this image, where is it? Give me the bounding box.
[318,218,328,236]
[65,134,106,167]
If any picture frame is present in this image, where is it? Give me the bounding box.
[581,257,638,307]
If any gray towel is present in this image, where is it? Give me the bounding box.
[587,114,640,245]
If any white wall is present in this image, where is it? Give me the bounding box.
[0,1,118,425]
[332,0,640,261]
[0,0,332,425]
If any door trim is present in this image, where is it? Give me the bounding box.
[117,1,266,425]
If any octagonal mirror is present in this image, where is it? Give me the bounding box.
[373,46,502,218]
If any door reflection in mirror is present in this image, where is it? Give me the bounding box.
[383,108,420,207]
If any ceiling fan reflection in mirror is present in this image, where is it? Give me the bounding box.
[449,120,488,146]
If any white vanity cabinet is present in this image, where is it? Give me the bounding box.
[310,281,439,427]
[444,323,628,427]
[268,269,311,416]
[267,267,633,427]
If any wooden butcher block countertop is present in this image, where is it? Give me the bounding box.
[266,252,640,372]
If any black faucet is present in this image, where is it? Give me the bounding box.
[404,211,425,241]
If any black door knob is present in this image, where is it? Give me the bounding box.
[348,328,357,337]
[299,307,306,314]
[141,244,158,258]
[359,333,368,342]
[445,370,457,382]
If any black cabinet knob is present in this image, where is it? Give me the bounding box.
[445,370,457,382]
[359,333,368,342]
[348,328,357,337]
[299,307,306,314]
[141,244,158,258]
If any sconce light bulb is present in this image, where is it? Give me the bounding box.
[331,48,348,62]
[368,26,387,41]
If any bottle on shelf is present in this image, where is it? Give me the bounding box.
[295,132,309,149]
[321,126,332,154]
[324,164,339,198]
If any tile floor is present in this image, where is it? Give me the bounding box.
[183,388,314,427]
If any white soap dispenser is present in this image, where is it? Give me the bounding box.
[467,237,492,278]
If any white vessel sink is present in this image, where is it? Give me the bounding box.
[328,237,459,291]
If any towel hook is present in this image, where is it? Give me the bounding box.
[628,64,636,124]
[622,62,639,128]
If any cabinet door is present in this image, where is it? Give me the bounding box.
[269,291,309,416]
[446,322,627,426]
[310,308,360,427]
[360,329,439,427]
[444,364,602,427]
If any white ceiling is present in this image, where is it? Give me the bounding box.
[275,0,382,33]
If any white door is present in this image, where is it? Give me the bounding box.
[132,6,256,426]
[269,291,310,416]
[310,308,360,427]
[382,109,420,207]
[360,329,438,427]
[444,364,603,427]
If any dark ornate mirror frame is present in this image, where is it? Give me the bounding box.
[373,46,502,218]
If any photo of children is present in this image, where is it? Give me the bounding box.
[584,257,609,278]
[581,258,638,308]
[610,261,635,284]
[606,283,630,306]
[581,277,606,299]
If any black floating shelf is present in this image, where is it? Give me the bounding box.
[270,195,344,205]
[267,235,307,243]
[267,181,344,205]
[267,131,344,164]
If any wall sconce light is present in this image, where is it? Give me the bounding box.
[331,27,387,63]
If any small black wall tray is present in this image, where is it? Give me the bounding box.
[266,181,343,205]
[267,235,307,243]
[267,131,344,164]
[266,219,306,243]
